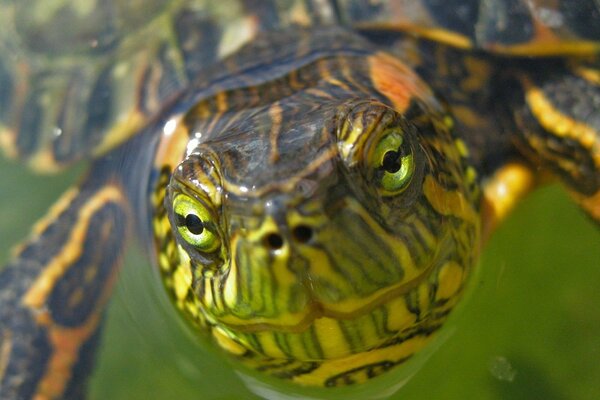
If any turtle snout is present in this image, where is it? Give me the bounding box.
[262,223,315,251]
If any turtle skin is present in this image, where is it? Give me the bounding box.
[0,1,599,399]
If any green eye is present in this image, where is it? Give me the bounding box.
[371,129,415,195]
[173,194,220,252]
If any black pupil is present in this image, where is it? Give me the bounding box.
[185,214,204,235]
[382,150,402,173]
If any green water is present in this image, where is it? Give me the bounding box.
[1,156,599,399]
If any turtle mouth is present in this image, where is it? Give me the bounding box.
[217,252,439,335]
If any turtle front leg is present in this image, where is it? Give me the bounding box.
[0,180,130,400]
[507,58,600,224]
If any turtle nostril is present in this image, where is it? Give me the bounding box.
[265,233,284,250]
[292,225,313,243]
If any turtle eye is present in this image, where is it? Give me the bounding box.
[370,128,415,195]
[172,194,220,252]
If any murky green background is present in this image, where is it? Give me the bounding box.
[1,155,599,399]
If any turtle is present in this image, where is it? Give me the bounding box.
[0,1,599,399]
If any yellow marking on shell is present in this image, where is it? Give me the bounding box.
[288,69,303,90]
[212,327,247,356]
[21,186,126,309]
[10,188,80,258]
[572,64,600,85]
[481,162,535,239]
[326,77,351,92]
[369,52,433,113]
[357,22,473,50]
[218,15,258,58]
[408,27,473,49]
[523,76,600,167]
[306,88,335,99]
[289,1,312,26]
[317,58,333,81]
[423,175,478,223]
[92,110,146,158]
[193,101,212,120]
[0,127,17,159]
[24,150,62,174]
[435,261,464,301]
[490,40,600,57]
[31,188,79,236]
[215,91,228,113]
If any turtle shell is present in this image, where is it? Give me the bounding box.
[0,1,331,172]
[2,1,599,173]
[339,0,600,55]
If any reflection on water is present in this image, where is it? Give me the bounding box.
[1,155,599,399]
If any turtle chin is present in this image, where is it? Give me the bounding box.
[201,200,470,365]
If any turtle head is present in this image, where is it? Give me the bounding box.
[161,54,480,386]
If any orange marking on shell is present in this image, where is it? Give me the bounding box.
[29,212,123,400]
[368,52,431,112]
[32,265,119,400]
[32,312,101,400]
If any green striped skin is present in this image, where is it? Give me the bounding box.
[153,28,480,387]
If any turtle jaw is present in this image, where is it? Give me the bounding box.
[205,241,460,364]
[197,190,464,362]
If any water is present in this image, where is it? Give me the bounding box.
[1,156,599,399]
